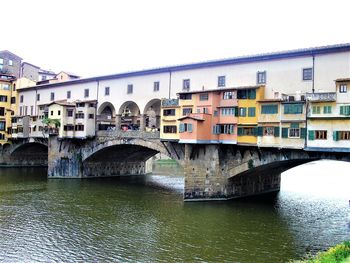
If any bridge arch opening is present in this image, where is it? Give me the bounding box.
[97,102,117,130]
[118,101,141,130]
[10,142,48,166]
[143,99,161,131]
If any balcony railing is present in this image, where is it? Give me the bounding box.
[97,115,116,122]
[97,130,160,139]
[162,99,179,107]
[306,92,336,102]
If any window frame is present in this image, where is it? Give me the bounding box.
[218,76,226,87]
[257,71,266,84]
[339,84,348,93]
[302,68,313,81]
[183,79,190,91]
[127,84,133,94]
[153,81,160,92]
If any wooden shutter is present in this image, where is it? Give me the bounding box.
[257,126,263,136]
[274,126,280,137]
[300,128,306,138]
[179,123,184,133]
[308,130,315,140]
[237,127,243,136]
[282,128,289,138]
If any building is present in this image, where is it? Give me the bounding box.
[0,50,22,78]
[13,43,350,147]
[306,79,350,151]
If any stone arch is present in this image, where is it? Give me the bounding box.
[118,101,141,129]
[10,142,48,155]
[82,138,170,162]
[98,101,116,116]
[143,99,161,130]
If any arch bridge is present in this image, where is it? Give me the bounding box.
[46,130,350,201]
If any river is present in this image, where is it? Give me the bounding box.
[0,160,349,262]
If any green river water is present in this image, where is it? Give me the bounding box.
[0,160,349,262]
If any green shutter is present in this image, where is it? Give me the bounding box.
[333,131,339,141]
[248,107,256,117]
[253,127,258,136]
[257,126,263,136]
[300,128,306,139]
[234,107,239,117]
[290,123,299,129]
[308,130,315,140]
[179,123,184,133]
[282,128,289,138]
[274,126,280,137]
[248,89,256,99]
[188,123,193,132]
[237,127,243,136]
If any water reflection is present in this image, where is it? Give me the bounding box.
[0,160,349,262]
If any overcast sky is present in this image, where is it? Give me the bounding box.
[2,0,350,77]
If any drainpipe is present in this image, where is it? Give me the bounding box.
[312,54,315,93]
[168,71,172,99]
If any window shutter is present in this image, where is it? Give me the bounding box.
[230,125,234,134]
[274,126,280,137]
[234,107,239,117]
[237,127,243,136]
[188,123,193,132]
[257,126,263,136]
[282,128,289,138]
[253,127,258,136]
[212,126,216,134]
[290,123,299,129]
[300,128,306,139]
[179,123,184,133]
[308,130,315,140]
[333,131,339,141]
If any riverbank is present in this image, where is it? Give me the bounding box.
[295,241,350,263]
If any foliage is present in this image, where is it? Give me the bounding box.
[294,241,350,263]
[42,117,61,128]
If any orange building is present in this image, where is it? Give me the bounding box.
[176,88,238,144]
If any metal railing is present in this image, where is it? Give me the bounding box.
[97,129,160,139]
[306,92,336,102]
[161,98,179,107]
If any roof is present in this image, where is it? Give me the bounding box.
[39,69,56,75]
[335,78,350,82]
[17,43,350,91]
[257,99,282,103]
[178,115,205,121]
[57,71,80,78]
[22,62,40,69]
[0,50,22,60]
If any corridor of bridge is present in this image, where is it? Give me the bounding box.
[97,99,161,132]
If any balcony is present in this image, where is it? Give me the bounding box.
[97,115,116,123]
[306,92,336,102]
[161,99,179,107]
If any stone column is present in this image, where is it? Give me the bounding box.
[139,114,146,131]
[115,114,121,130]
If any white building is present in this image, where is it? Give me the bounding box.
[13,43,350,140]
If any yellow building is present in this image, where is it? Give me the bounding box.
[160,98,180,141]
[0,74,16,144]
[237,86,264,145]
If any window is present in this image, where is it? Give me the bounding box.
[221,107,236,116]
[76,113,85,119]
[37,93,40,101]
[312,106,320,114]
[13,84,16,91]
[183,79,190,91]
[153,81,160,92]
[0,58,3,64]
[237,127,257,136]
[182,108,192,115]
[323,105,332,114]
[77,103,85,107]
[223,91,234,100]
[19,106,22,116]
[75,125,84,131]
[11,97,15,104]
[58,110,61,116]
[64,125,74,131]
[105,87,110,96]
[0,107,4,116]
[315,130,327,140]
[303,68,313,80]
[89,103,95,108]
[163,125,177,133]
[67,109,74,117]
[20,95,23,103]
[212,124,234,134]
[2,84,10,90]
[50,92,55,101]
[203,107,209,114]
[8,60,13,66]
[339,84,348,93]
[263,127,274,136]
[261,104,278,114]
[50,111,53,116]
[67,91,71,99]
[163,109,176,116]
[289,128,300,138]
[237,89,256,99]
[248,107,256,117]
[337,131,350,140]
[199,93,209,101]
[0,121,5,131]
[179,93,192,100]
[88,114,94,119]
[0,95,7,102]
[179,123,193,132]
[218,76,225,87]
[127,84,133,94]
[239,107,246,117]
[42,75,47,81]
[284,104,303,114]
[257,71,266,84]
[84,89,89,98]
[340,105,350,115]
